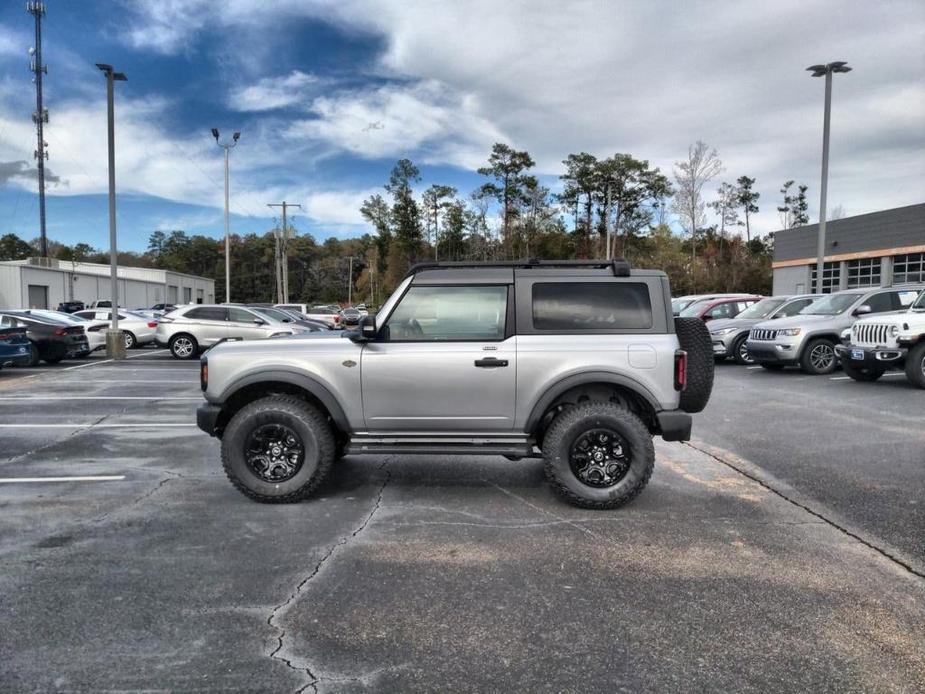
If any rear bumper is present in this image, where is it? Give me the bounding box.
[657,410,692,442]
[197,403,223,437]
[835,344,906,367]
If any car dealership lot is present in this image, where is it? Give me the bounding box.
[1,353,923,692]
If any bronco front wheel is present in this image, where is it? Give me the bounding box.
[542,402,655,510]
[221,395,335,503]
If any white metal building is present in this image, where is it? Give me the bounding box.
[0,258,215,310]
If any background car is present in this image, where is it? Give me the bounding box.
[247,306,330,332]
[156,305,301,359]
[56,300,85,313]
[747,286,924,374]
[678,295,763,322]
[74,309,158,349]
[671,293,753,315]
[709,294,821,364]
[0,325,31,370]
[340,307,362,326]
[0,311,89,366]
[22,309,110,353]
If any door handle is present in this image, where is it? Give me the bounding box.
[474,357,508,368]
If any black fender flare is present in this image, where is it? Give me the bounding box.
[523,371,662,434]
[214,369,350,432]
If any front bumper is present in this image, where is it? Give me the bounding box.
[711,333,737,357]
[197,403,222,437]
[657,410,692,442]
[746,340,800,365]
[835,344,906,368]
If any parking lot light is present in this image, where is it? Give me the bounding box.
[96,63,127,359]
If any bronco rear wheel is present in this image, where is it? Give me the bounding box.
[542,401,654,510]
[221,395,335,503]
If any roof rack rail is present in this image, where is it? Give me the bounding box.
[406,258,631,278]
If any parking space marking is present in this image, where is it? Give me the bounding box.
[63,359,114,370]
[830,373,907,381]
[0,423,197,428]
[0,396,201,401]
[126,350,169,359]
[0,475,125,483]
[746,366,762,370]
[68,379,195,384]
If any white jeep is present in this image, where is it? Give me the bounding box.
[835,289,925,388]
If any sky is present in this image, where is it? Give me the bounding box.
[0,0,922,253]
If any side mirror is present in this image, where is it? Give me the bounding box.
[853,305,872,317]
[360,314,377,338]
[253,318,266,325]
[702,315,713,322]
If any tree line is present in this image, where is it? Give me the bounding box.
[0,139,817,304]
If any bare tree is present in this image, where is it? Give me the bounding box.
[709,181,740,246]
[671,141,723,271]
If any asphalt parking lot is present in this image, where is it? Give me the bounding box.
[1,351,923,692]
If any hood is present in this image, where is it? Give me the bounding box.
[854,309,921,326]
[708,317,760,331]
[752,314,835,330]
[207,330,351,356]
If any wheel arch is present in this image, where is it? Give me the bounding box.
[799,332,842,357]
[215,370,350,436]
[524,372,662,441]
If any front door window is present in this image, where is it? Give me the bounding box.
[384,285,507,341]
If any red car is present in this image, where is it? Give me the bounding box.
[678,295,764,322]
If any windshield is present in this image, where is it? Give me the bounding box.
[800,293,862,315]
[735,297,787,320]
[31,310,82,324]
[671,298,692,314]
[912,291,925,311]
[678,300,711,317]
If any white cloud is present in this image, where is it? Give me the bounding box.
[229,70,322,112]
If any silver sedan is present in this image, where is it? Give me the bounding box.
[74,309,159,349]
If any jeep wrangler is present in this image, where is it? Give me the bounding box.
[196,260,714,509]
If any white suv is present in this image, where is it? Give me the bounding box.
[156,305,302,359]
[836,289,925,388]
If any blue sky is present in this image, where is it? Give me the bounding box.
[0,0,922,252]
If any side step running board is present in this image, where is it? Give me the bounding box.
[346,434,539,458]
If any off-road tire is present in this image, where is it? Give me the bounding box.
[905,342,925,389]
[732,333,755,365]
[674,317,714,413]
[221,395,335,503]
[761,363,784,371]
[800,338,838,375]
[169,333,198,360]
[543,402,655,510]
[123,331,136,349]
[841,359,885,382]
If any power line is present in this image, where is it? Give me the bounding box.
[267,201,301,303]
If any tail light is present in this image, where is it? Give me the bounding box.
[54,327,67,336]
[674,350,688,391]
[147,322,157,328]
[200,358,208,391]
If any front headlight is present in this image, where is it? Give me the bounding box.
[889,325,899,338]
[710,327,739,336]
[777,328,802,337]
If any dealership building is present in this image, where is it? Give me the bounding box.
[772,203,925,295]
[0,258,215,310]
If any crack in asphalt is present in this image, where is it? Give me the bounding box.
[267,464,391,693]
[2,413,111,465]
[92,471,183,523]
[683,441,925,581]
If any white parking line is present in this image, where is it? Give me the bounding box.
[126,349,169,359]
[0,423,197,428]
[0,396,201,401]
[746,366,762,370]
[65,379,195,384]
[0,475,126,483]
[64,359,114,370]
[830,373,907,381]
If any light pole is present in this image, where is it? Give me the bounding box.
[212,128,240,303]
[96,63,126,358]
[807,61,851,292]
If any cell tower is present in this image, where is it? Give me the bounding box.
[27,1,49,258]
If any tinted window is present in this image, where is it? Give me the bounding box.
[865,292,893,314]
[778,298,815,317]
[0,315,15,328]
[533,282,652,330]
[228,308,259,322]
[386,285,507,341]
[186,307,227,321]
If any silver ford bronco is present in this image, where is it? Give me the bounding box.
[196,260,714,509]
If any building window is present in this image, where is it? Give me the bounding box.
[810,262,841,294]
[846,258,881,288]
[893,252,924,285]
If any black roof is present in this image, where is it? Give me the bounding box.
[406,258,632,278]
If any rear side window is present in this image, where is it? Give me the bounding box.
[532,282,652,330]
[865,292,894,314]
[186,307,227,321]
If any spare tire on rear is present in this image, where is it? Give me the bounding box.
[674,317,714,413]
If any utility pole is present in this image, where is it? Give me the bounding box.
[27,2,49,259]
[807,61,851,293]
[211,129,240,303]
[347,256,354,305]
[96,63,127,359]
[267,202,300,304]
